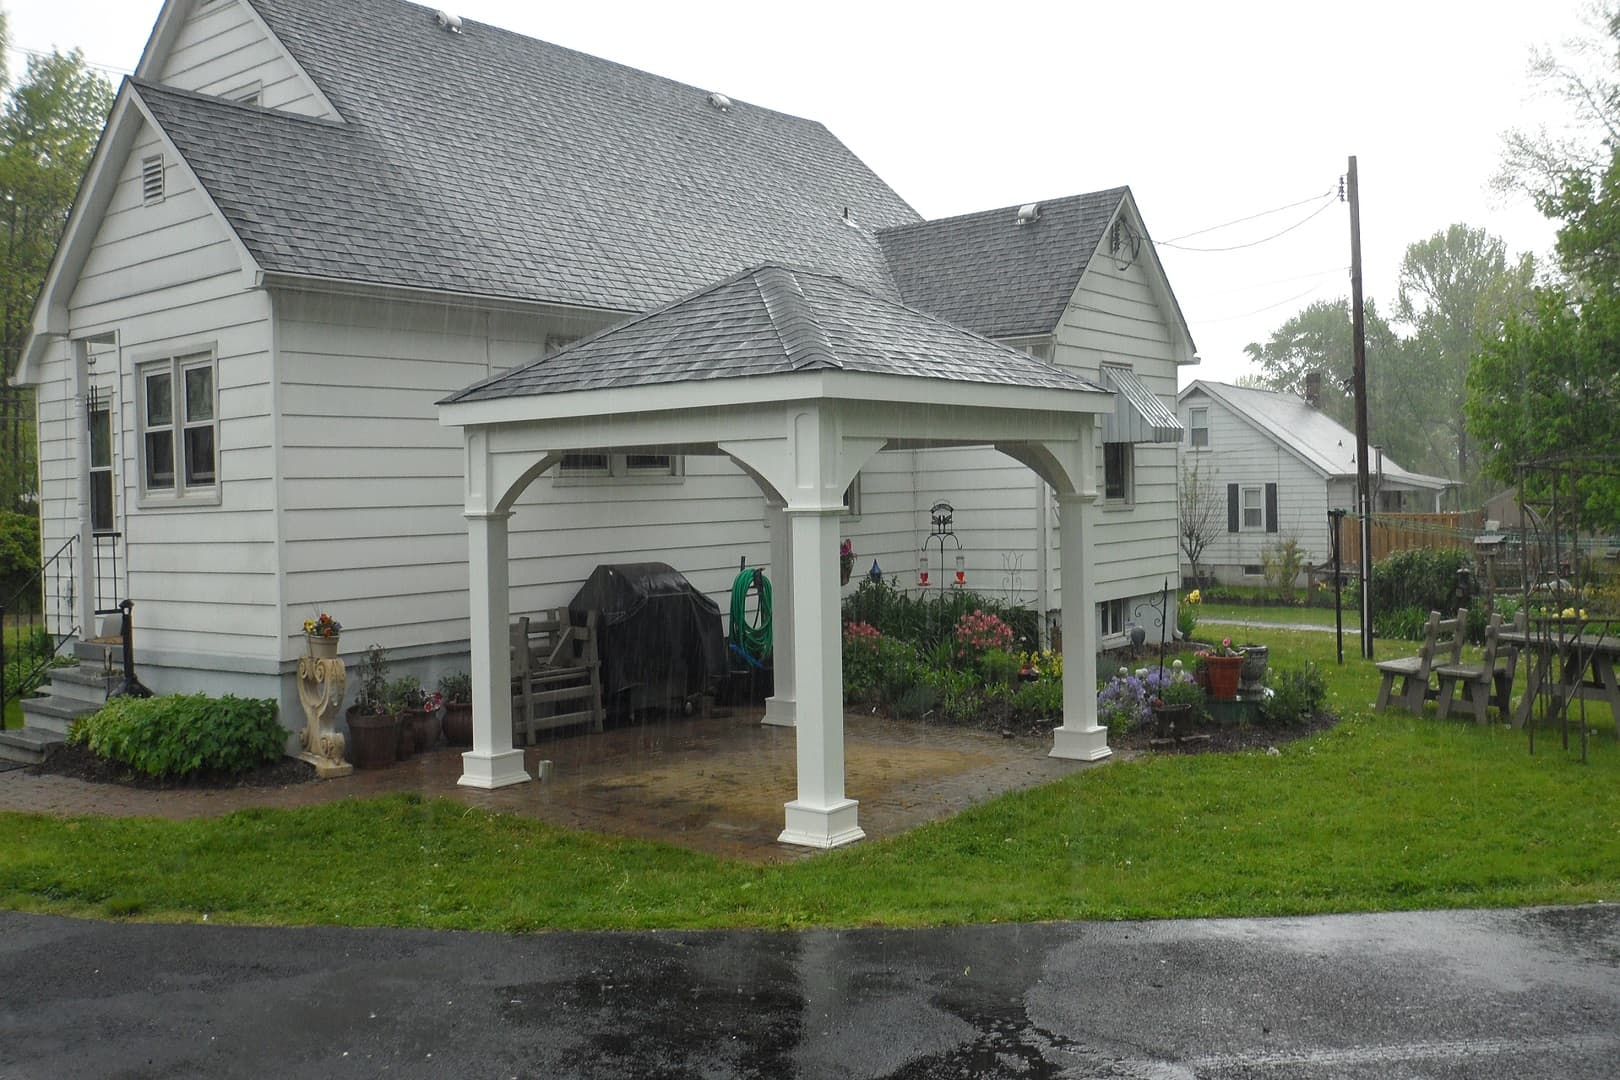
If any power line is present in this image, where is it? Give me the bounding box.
[5,44,133,79]
[1160,188,1336,244]
[1186,281,1336,325]
[1158,195,1340,253]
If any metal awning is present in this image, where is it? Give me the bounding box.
[1101,366,1183,443]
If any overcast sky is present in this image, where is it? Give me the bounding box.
[7,0,1592,388]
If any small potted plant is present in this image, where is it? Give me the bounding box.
[303,612,342,658]
[439,671,473,745]
[1151,667,1204,738]
[1198,637,1245,699]
[346,643,397,769]
[839,539,856,586]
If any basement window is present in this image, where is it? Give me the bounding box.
[141,156,165,204]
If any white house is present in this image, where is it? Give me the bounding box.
[1176,380,1450,584]
[14,0,1197,827]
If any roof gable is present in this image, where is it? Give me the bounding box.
[876,189,1128,339]
[132,0,918,312]
[444,265,1106,404]
[1181,380,1450,490]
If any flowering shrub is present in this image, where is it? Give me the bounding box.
[303,612,341,638]
[1019,649,1062,680]
[1096,665,1199,734]
[844,621,882,652]
[953,609,1015,663]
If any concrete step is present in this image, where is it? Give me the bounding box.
[41,663,118,706]
[74,639,122,666]
[19,694,99,736]
[0,726,64,766]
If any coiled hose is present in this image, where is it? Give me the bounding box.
[728,567,772,665]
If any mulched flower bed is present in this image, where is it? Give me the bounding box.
[1110,710,1339,756]
[30,743,316,790]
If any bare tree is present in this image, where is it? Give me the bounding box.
[1179,457,1221,587]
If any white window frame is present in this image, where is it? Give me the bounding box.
[556,453,684,485]
[1098,597,1128,637]
[137,349,220,505]
[1189,406,1209,449]
[843,472,863,519]
[88,402,115,534]
[1241,484,1264,530]
[1103,441,1133,504]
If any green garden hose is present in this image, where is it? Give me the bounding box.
[728,568,773,664]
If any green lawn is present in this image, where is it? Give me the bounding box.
[1197,601,1347,629]
[0,629,1614,930]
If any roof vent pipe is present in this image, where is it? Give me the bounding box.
[1016,202,1040,225]
[435,10,463,32]
[707,92,731,111]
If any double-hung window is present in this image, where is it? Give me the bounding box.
[140,352,217,498]
[1241,485,1264,530]
[1189,406,1209,448]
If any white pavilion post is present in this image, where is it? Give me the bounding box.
[778,504,863,848]
[763,497,796,727]
[459,510,530,789]
[1050,490,1112,761]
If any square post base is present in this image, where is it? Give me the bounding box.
[779,798,864,849]
[1049,725,1113,761]
[458,749,532,789]
[762,695,796,728]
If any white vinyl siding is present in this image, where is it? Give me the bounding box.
[39,119,277,662]
[157,0,334,117]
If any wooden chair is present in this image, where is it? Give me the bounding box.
[1435,611,1522,724]
[510,608,604,743]
[1375,608,1464,714]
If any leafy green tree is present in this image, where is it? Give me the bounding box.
[1396,225,1536,501]
[0,24,115,512]
[1242,297,1432,478]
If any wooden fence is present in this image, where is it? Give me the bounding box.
[1335,511,1485,566]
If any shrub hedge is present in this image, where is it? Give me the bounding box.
[70,694,284,779]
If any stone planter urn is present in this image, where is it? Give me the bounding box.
[1239,645,1269,687]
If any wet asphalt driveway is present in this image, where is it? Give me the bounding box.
[2,905,1617,1078]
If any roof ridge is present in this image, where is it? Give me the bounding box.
[755,266,840,371]
[874,186,1130,238]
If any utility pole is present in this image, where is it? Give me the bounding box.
[1347,156,1374,660]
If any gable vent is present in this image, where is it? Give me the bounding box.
[141,156,165,204]
[1016,203,1040,225]
[706,92,732,112]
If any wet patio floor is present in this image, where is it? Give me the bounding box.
[0,709,1102,862]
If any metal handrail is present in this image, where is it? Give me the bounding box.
[1,535,81,728]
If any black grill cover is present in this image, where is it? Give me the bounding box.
[567,562,726,713]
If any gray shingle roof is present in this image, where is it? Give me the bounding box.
[139,0,919,311]
[875,188,1129,339]
[443,265,1105,403]
[1183,381,1452,489]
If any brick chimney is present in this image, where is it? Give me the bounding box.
[1304,370,1321,409]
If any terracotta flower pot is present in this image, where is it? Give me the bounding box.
[346,707,397,770]
[443,701,473,746]
[1205,655,1243,699]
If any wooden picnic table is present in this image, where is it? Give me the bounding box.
[1501,618,1620,731]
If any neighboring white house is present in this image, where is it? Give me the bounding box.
[1176,380,1450,584]
[16,0,1195,730]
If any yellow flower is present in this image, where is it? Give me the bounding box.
[303,618,315,633]
[1561,608,1577,619]
[1186,589,1202,605]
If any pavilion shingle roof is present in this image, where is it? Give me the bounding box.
[875,189,1129,339]
[137,0,919,312]
[442,265,1105,403]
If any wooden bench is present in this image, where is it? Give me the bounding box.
[1375,608,1464,714]
[1434,611,1524,724]
[511,609,603,742]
